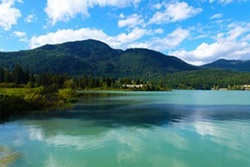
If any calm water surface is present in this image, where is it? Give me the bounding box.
[1,90,250,167]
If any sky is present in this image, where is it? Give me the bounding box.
[0,0,250,65]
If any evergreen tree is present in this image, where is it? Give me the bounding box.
[12,65,23,84]
[0,67,5,83]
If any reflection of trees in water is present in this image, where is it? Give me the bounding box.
[26,91,250,140]
[32,99,250,130]
[76,103,250,124]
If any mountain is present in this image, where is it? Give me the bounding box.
[0,39,198,78]
[202,59,250,72]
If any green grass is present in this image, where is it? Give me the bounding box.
[0,87,78,122]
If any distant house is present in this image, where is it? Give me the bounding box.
[243,85,250,90]
[218,88,227,91]
[123,84,145,88]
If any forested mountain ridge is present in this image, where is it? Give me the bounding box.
[202,59,250,72]
[0,39,197,78]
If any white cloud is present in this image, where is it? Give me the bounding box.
[169,22,250,65]
[208,0,250,4]
[13,31,26,37]
[167,28,190,46]
[119,13,125,19]
[29,26,189,54]
[25,14,36,23]
[118,14,144,28]
[173,42,247,63]
[242,33,250,41]
[150,28,190,50]
[171,40,250,65]
[128,28,190,51]
[127,42,151,49]
[115,27,146,45]
[149,1,202,24]
[0,0,21,30]
[89,0,141,7]
[45,0,89,25]
[209,0,234,4]
[29,27,146,49]
[30,28,107,48]
[227,26,248,41]
[154,28,164,34]
[210,13,223,20]
[45,0,141,25]
[151,1,166,10]
[13,31,27,42]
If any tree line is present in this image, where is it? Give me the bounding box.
[0,65,160,90]
[1,65,250,90]
[163,69,250,90]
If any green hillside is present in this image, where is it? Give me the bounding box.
[202,59,250,72]
[0,39,198,78]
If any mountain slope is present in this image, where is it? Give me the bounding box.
[202,59,250,72]
[119,48,196,77]
[0,39,198,78]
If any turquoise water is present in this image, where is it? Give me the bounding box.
[1,90,250,167]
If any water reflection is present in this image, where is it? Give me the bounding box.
[1,91,250,167]
[38,102,250,127]
[12,117,250,167]
[192,120,250,151]
[15,122,192,167]
[20,91,250,129]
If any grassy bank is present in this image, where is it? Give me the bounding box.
[0,87,78,122]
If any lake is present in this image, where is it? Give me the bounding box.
[1,90,250,167]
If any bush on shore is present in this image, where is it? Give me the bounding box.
[0,87,78,122]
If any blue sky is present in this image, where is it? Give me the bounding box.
[0,0,250,65]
